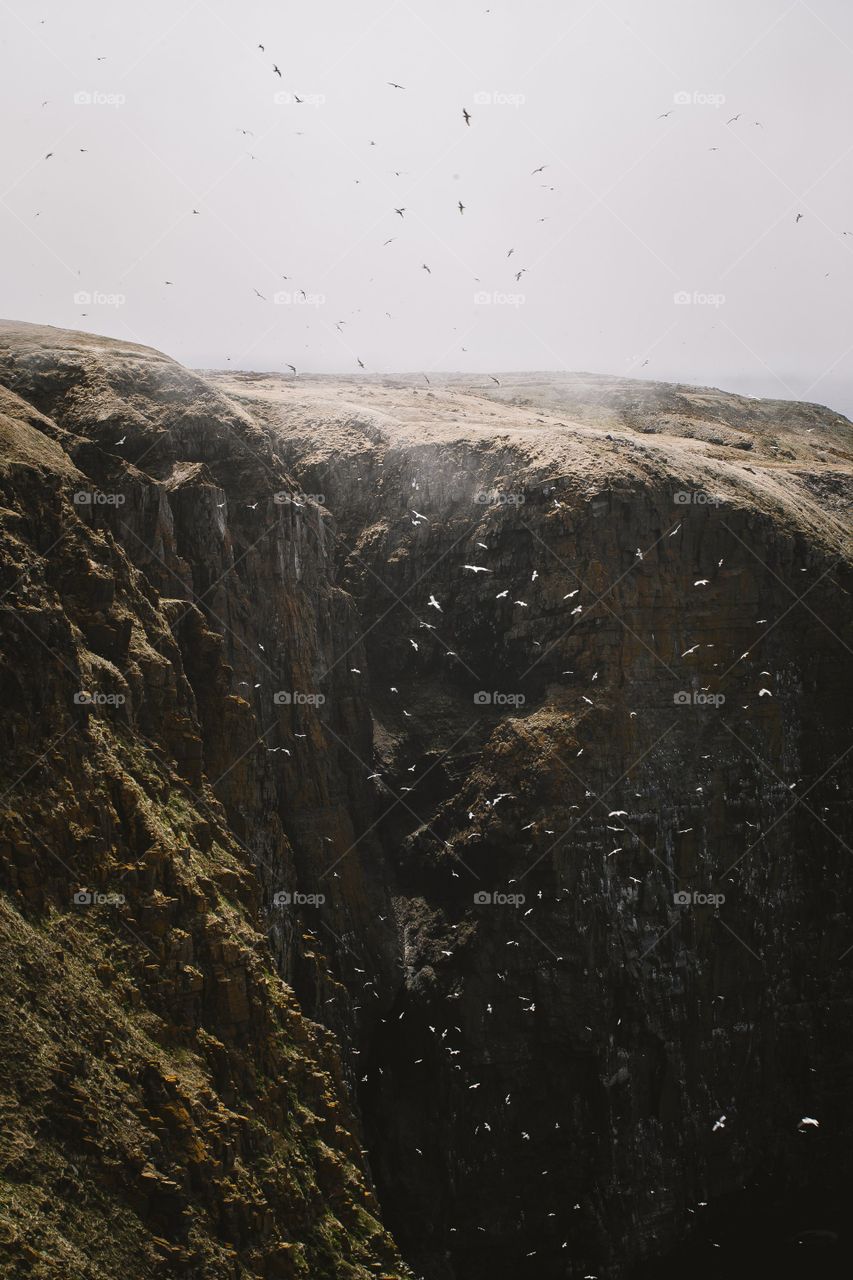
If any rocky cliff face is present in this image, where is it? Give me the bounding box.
[1,322,852,1279]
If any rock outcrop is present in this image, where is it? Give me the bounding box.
[1,322,851,1278]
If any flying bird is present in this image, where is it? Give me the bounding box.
[531,164,547,174]
[463,564,491,573]
[463,108,472,125]
[388,81,406,89]
[273,64,282,77]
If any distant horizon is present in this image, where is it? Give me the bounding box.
[6,313,850,418]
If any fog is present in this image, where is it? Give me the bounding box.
[2,0,852,413]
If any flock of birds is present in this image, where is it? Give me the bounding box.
[238,470,831,1268]
[30,27,843,381]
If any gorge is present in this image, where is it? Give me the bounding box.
[1,319,851,1279]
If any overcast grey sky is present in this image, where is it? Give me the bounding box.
[2,0,852,413]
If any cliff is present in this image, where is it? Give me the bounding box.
[1,321,851,1278]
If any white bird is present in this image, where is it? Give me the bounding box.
[514,600,528,607]
[496,589,509,598]
[428,594,442,610]
[681,645,699,656]
[409,639,419,651]
[759,688,772,697]
[476,541,489,549]
[609,810,627,817]
[571,605,582,615]
[563,590,579,599]
[798,1116,819,1129]
[531,570,538,581]
[712,1115,726,1132]
[694,579,710,587]
[351,667,361,674]
[463,564,491,573]
[412,509,428,522]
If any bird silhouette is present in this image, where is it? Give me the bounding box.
[462,108,471,125]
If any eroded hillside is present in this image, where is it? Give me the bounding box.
[1,321,852,1279]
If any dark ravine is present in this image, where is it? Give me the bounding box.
[1,320,852,1279]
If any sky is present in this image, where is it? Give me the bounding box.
[2,0,853,414]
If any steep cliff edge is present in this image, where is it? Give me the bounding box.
[1,321,852,1279]
[0,323,405,1280]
